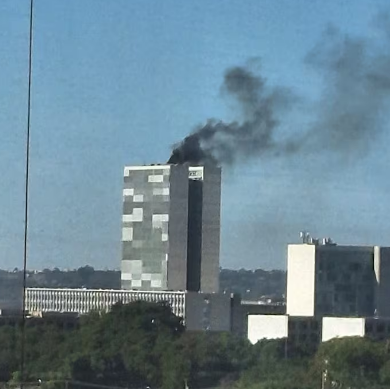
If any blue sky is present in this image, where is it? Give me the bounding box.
[1,0,390,270]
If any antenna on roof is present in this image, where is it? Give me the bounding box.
[299,231,310,244]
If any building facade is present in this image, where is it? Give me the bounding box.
[286,241,390,317]
[121,164,221,293]
[187,166,221,293]
[26,288,232,332]
[248,314,390,349]
[248,314,321,352]
[322,316,390,342]
[121,164,190,291]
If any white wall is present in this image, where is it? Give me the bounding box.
[247,315,288,344]
[322,317,365,342]
[286,244,316,317]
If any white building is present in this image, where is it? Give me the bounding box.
[322,316,390,342]
[286,239,390,317]
[248,314,321,350]
[26,287,232,332]
[247,314,390,347]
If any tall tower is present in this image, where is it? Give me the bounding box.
[121,163,222,293]
[121,164,189,291]
[187,165,221,293]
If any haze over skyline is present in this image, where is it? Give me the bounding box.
[1,0,390,270]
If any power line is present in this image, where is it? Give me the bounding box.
[20,0,34,387]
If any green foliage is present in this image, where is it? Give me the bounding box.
[312,337,387,387]
[5,303,390,389]
[236,339,314,389]
[0,326,18,382]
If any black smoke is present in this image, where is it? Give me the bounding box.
[168,19,390,166]
[168,66,295,165]
[306,25,390,155]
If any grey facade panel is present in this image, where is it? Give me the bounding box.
[199,166,221,293]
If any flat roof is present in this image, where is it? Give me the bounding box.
[124,164,172,171]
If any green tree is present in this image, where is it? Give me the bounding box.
[312,337,386,388]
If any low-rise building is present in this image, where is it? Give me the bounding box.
[248,314,390,350]
[26,287,233,332]
[248,314,321,352]
[322,316,390,342]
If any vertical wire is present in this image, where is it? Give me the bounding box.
[20,0,34,386]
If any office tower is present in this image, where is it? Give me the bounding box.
[121,164,221,292]
[187,166,221,293]
[121,164,189,291]
[286,237,390,317]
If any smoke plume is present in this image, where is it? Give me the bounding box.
[306,25,390,155]
[168,66,296,165]
[169,19,390,165]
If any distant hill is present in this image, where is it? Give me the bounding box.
[25,266,120,289]
[220,268,286,301]
[14,266,286,300]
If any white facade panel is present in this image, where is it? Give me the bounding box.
[322,317,365,342]
[122,227,133,242]
[148,175,164,183]
[247,315,288,344]
[123,188,134,196]
[286,244,316,317]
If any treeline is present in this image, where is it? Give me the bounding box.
[219,268,286,301]
[25,267,120,289]
[1,302,390,389]
[22,266,287,300]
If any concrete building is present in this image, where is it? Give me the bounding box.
[121,164,221,293]
[286,238,390,318]
[232,301,286,337]
[248,315,390,347]
[248,314,390,349]
[247,237,390,350]
[26,287,232,332]
[248,314,321,352]
[187,166,221,293]
[322,316,390,342]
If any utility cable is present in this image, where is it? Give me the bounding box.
[20,0,34,387]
